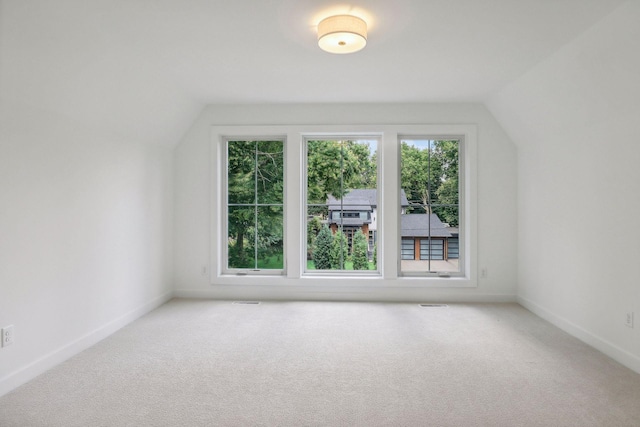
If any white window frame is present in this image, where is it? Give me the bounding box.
[399,135,466,278]
[220,136,287,276]
[302,135,382,276]
[210,124,477,288]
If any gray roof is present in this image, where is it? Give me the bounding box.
[327,189,409,209]
[327,197,372,212]
[401,214,452,238]
[327,218,369,226]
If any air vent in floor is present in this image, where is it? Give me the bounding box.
[419,304,448,307]
[232,301,261,305]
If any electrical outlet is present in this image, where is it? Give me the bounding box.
[625,312,634,329]
[480,268,488,278]
[2,325,14,347]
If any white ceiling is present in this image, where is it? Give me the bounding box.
[0,0,625,146]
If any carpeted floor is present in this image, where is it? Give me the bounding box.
[1,299,640,426]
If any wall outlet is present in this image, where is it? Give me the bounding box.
[480,267,488,278]
[2,325,14,347]
[625,312,634,329]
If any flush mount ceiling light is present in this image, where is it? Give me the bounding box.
[317,15,367,54]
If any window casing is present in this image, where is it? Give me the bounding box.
[399,137,464,277]
[211,124,477,287]
[304,137,380,274]
[222,138,285,275]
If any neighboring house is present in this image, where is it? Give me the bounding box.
[400,214,459,261]
[326,189,409,253]
[325,189,458,260]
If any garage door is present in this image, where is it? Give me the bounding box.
[420,239,444,260]
[401,239,415,260]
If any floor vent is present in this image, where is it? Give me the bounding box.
[419,304,448,308]
[232,301,261,305]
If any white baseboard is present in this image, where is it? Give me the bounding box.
[518,295,640,375]
[0,291,174,398]
[174,287,517,303]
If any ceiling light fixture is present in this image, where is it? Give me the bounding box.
[317,15,367,54]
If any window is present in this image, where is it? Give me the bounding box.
[305,138,379,273]
[212,124,476,287]
[400,138,462,276]
[224,139,285,274]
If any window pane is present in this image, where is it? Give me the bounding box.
[256,206,284,269]
[227,141,256,205]
[226,139,284,273]
[306,139,378,272]
[227,206,255,269]
[400,139,460,274]
[256,141,284,205]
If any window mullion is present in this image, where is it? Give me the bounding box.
[254,141,259,270]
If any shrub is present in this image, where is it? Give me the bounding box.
[373,244,377,268]
[313,225,333,270]
[330,229,348,270]
[352,231,369,270]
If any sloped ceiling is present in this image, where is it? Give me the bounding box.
[0,0,626,147]
[487,1,640,149]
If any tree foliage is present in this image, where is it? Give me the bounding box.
[306,216,323,259]
[227,140,284,268]
[330,229,348,270]
[372,244,377,268]
[226,137,459,271]
[352,230,369,270]
[400,140,459,227]
[312,225,333,270]
[307,140,377,204]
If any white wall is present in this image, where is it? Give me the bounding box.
[174,103,517,302]
[487,1,640,372]
[0,101,174,396]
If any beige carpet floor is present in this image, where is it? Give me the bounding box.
[1,299,640,426]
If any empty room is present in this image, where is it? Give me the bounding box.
[1,1,639,425]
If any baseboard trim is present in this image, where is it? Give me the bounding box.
[0,291,174,398]
[174,287,517,303]
[518,295,640,375]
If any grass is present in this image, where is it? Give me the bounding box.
[257,255,284,269]
[306,260,376,271]
[230,255,376,271]
[230,254,284,269]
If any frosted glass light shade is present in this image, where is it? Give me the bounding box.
[317,15,367,54]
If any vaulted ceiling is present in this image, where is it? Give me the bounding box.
[0,0,626,146]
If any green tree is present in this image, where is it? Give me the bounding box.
[307,140,377,205]
[400,140,459,227]
[343,141,377,189]
[313,225,333,270]
[352,231,369,270]
[227,140,284,268]
[432,140,459,226]
[307,141,352,204]
[330,229,348,270]
[372,243,377,268]
[307,216,323,259]
[401,141,442,213]
[434,179,459,227]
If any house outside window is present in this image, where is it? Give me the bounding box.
[326,189,460,269]
[400,137,462,275]
[211,124,476,287]
[305,138,379,272]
